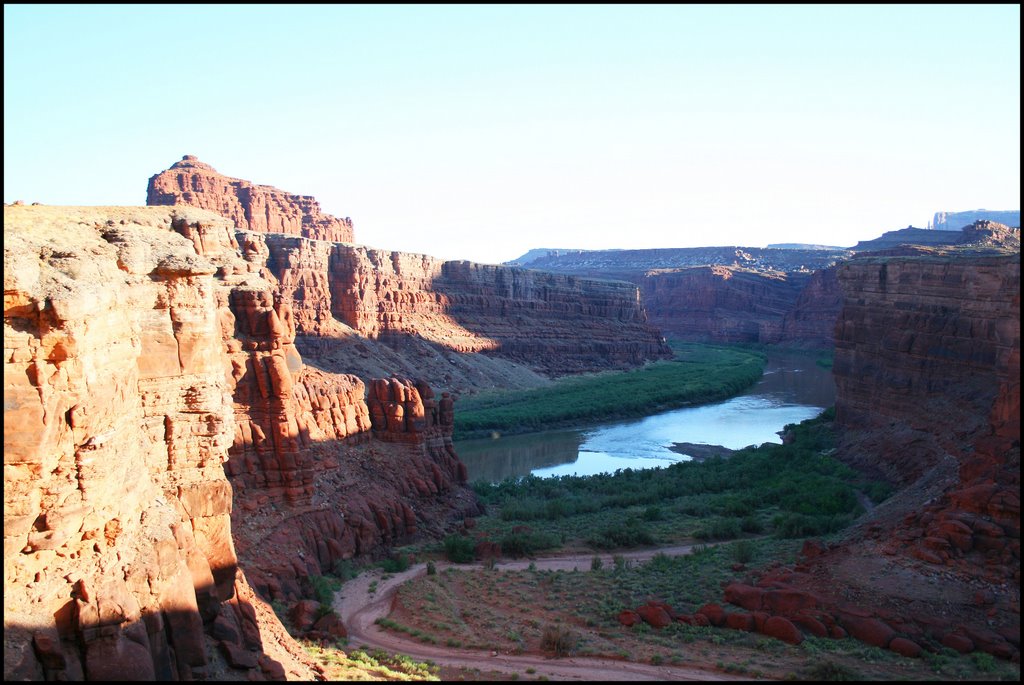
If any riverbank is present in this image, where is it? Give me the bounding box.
[453,342,766,440]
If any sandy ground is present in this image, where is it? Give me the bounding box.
[336,545,749,681]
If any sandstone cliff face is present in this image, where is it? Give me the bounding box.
[639,266,813,344]
[506,247,849,348]
[699,244,1020,664]
[3,206,478,680]
[149,159,672,384]
[148,156,355,243]
[833,245,1020,580]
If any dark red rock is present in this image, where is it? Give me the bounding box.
[636,604,673,629]
[696,603,726,627]
[725,612,755,632]
[890,637,923,658]
[723,583,764,611]
[839,614,895,649]
[791,614,829,638]
[764,589,819,615]
[761,616,804,645]
[941,632,975,654]
[617,610,642,627]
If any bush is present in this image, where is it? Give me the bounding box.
[501,530,560,558]
[308,574,340,606]
[540,624,578,657]
[587,518,655,549]
[426,560,437,576]
[731,539,756,564]
[642,505,665,521]
[590,555,604,571]
[379,555,411,573]
[329,559,359,582]
[694,517,742,541]
[443,534,476,563]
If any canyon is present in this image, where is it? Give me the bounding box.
[3,157,671,680]
[688,239,1020,665]
[4,158,1020,680]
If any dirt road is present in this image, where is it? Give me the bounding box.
[335,544,748,681]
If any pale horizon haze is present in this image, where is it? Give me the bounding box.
[4,4,1020,264]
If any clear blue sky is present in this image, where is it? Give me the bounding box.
[4,4,1020,264]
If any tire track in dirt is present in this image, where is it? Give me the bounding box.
[335,544,748,681]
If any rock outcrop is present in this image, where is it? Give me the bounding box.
[850,220,1020,253]
[701,240,1019,661]
[931,209,1019,232]
[3,205,477,680]
[833,244,1020,576]
[502,246,850,348]
[151,173,673,383]
[148,156,355,243]
[640,266,814,344]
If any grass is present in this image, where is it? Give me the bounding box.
[453,342,766,439]
[302,641,441,681]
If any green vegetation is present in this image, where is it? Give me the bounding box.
[453,342,766,439]
[443,534,476,563]
[540,624,579,656]
[470,408,889,549]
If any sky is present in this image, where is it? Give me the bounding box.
[4,4,1020,265]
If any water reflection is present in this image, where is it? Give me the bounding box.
[455,430,583,484]
[457,350,835,483]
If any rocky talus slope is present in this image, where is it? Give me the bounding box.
[3,206,479,680]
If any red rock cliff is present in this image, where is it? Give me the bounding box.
[833,245,1020,580]
[148,155,355,243]
[149,159,672,382]
[3,205,478,680]
[509,247,848,348]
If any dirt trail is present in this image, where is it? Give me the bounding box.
[335,544,748,681]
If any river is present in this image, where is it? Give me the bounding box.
[455,349,835,483]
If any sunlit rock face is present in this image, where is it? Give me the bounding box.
[147,155,355,243]
[3,205,477,680]
[149,157,673,379]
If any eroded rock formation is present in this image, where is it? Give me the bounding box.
[150,168,672,383]
[3,205,477,680]
[703,241,1020,661]
[148,156,355,243]
[505,246,851,348]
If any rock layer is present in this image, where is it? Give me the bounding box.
[148,155,355,243]
[703,243,1020,661]
[3,205,477,680]
[505,247,850,347]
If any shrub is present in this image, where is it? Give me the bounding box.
[308,574,339,606]
[379,555,410,573]
[540,624,578,657]
[443,534,476,563]
[587,519,654,549]
[426,560,437,576]
[329,559,358,582]
[694,517,741,541]
[590,555,604,571]
[642,505,665,521]
[731,539,756,564]
[501,530,560,558]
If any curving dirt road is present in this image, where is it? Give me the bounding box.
[335,544,749,681]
